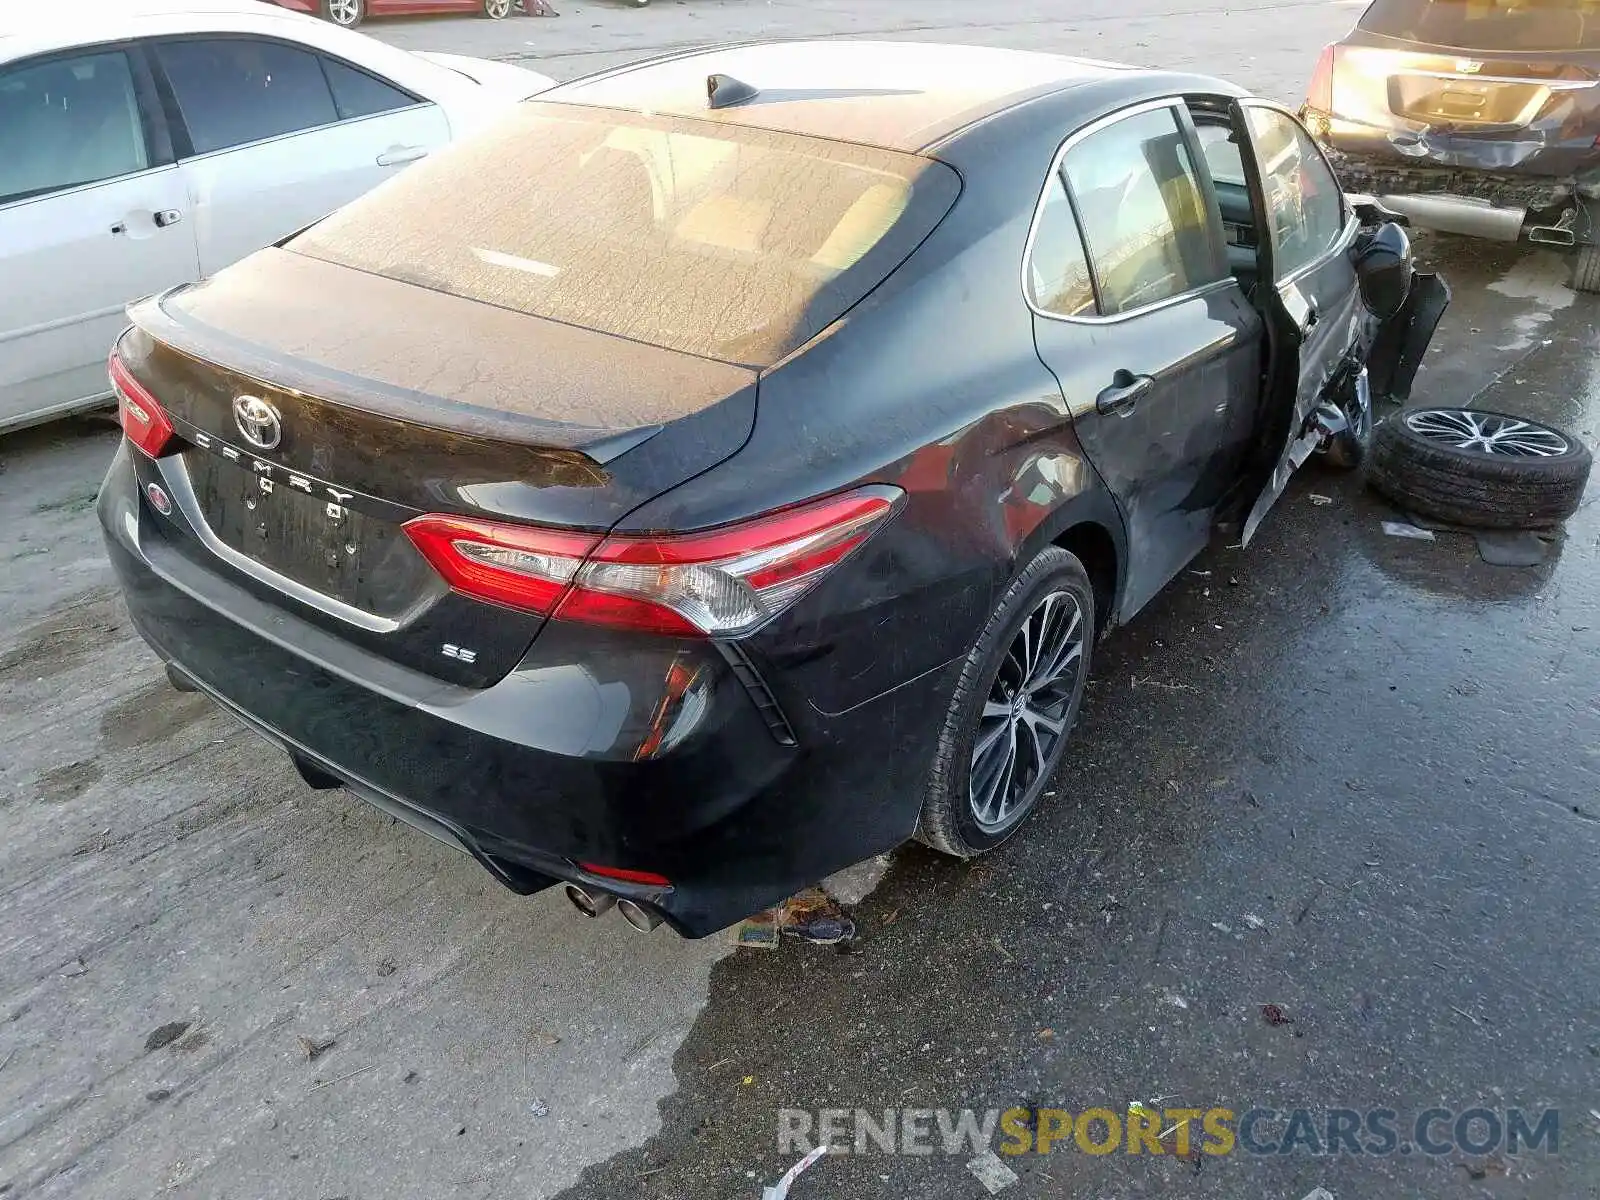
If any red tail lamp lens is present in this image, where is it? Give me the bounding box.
[403,488,900,636]
[109,352,176,458]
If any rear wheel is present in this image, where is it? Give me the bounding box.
[483,0,513,16]
[917,547,1094,858]
[321,0,363,26]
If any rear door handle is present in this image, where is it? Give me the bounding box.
[376,145,428,167]
[154,209,183,228]
[1096,370,1155,416]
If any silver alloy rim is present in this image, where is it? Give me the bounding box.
[485,0,512,15]
[1406,409,1569,457]
[326,0,360,23]
[969,591,1084,833]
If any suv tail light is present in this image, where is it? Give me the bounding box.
[1306,44,1338,112]
[109,352,176,458]
[403,487,901,637]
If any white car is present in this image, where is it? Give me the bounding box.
[0,0,553,433]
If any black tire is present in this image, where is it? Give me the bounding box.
[320,0,363,26]
[1321,398,1372,470]
[1368,407,1592,529]
[1574,244,1600,296]
[916,546,1094,858]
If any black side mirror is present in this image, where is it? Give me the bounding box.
[1353,220,1414,320]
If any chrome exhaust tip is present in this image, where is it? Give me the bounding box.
[616,898,665,933]
[565,884,617,918]
[1527,225,1577,247]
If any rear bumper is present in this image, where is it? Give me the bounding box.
[100,443,953,936]
[1307,110,1598,214]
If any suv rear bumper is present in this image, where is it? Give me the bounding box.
[100,443,954,936]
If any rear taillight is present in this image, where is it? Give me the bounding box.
[1307,43,1337,112]
[403,487,900,637]
[109,351,175,458]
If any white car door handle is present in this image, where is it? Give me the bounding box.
[376,145,428,167]
[154,209,183,228]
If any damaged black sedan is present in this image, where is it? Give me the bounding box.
[99,42,1445,937]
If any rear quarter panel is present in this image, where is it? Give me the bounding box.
[620,96,1133,717]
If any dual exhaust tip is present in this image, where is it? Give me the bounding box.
[564,883,665,932]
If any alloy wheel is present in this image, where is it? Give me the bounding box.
[969,590,1084,832]
[325,0,361,24]
[484,0,513,16]
[1405,408,1570,457]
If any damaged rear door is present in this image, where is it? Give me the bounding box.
[1227,100,1366,544]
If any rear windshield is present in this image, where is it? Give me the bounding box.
[291,103,960,367]
[1358,0,1600,51]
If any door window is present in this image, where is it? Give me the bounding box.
[1061,106,1222,316]
[0,51,150,205]
[157,39,341,154]
[1242,107,1345,279]
[1026,178,1096,317]
[323,58,419,121]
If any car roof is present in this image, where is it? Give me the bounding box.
[0,1,321,58]
[546,41,1156,152]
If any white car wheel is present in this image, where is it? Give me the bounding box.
[483,0,513,16]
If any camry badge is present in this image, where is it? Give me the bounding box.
[233,395,282,451]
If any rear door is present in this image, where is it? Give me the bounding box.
[1030,101,1262,619]
[1224,100,1363,544]
[152,36,451,276]
[0,45,198,428]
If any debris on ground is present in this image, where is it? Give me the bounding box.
[1382,520,1436,541]
[1309,494,1334,506]
[1261,1004,1293,1027]
[760,1145,829,1199]
[1474,530,1554,567]
[966,1150,1020,1195]
[735,888,856,950]
[144,1022,191,1052]
[1242,913,1267,931]
[297,1035,336,1062]
[528,1098,550,1118]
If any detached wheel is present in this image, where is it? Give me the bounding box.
[917,547,1094,858]
[1574,243,1600,295]
[321,0,364,26]
[483,0,512,15]
[1368,407,1592,529]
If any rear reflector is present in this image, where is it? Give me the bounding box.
[404,487,900,637]
[578,863,672,887]
[109,352,175,458]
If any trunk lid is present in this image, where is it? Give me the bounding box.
[123,250,758,685]
[1349,44,1597,133]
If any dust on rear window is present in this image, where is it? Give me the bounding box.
[1358,0,1600,51]
[289,103,959,367]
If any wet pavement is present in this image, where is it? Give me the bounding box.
[1,3,1597,1198]
[549,234,1600,1198]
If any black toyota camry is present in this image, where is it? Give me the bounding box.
[99,41,1445,936]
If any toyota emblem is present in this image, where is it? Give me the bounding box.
[233,395,282,450]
